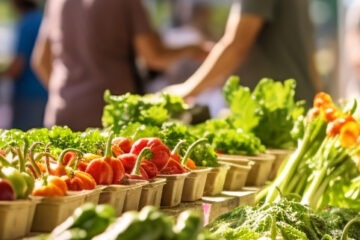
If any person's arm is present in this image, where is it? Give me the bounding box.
[162,4,264,98]
[134,31,209,72]
[31,34,52,88]
[129,0,208,72]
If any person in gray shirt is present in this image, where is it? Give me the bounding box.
[163,0,322,106]
[32,0,208,131]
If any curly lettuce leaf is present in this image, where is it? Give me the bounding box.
[252,79,305,148]
[102,90,188,132]
[223,76,260,132]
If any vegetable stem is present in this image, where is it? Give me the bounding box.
[131,147,151,175]
[265,117,326,204]
[58,148,83,166]
[104,133,114,158]
[181,138,207,166]
[171,140,186,155]
[0,155,10,167]
[301,167,327,209]
[341,217,360,240]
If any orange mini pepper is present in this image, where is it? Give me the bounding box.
[32,175,67,197]
[61,171,96,191]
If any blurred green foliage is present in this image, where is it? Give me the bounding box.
[0,0,15,22]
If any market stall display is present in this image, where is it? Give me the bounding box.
[0,77,359,240]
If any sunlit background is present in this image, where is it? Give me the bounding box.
[0,0,356,126]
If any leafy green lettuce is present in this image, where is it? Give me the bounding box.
[223,76,305,149]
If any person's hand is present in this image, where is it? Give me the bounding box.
[161,83,196,105]
[161,83,188,98]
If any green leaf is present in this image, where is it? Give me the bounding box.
[223,77,260,132]
[101,91,188,132]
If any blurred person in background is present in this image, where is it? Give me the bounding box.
[32,0,208,131]
[147,0,225,117]
[162,0,323,107]
[0,0,47,130]
[343,0,360,100]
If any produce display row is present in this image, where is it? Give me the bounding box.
[0,77,359,240]
[0,126,276,239]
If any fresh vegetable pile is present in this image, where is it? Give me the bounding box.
[260,92,360,211]
[0,125,207,196]
[0,126,107,157]
[189,77,304,156]
[102,90,187,132]
[206,89,360,240]
[208,199,360,240]
[41,204,212,240]
[191,119,265,155]
[222,76,304,149]
[101,91,218,167]
[47,203,116,240]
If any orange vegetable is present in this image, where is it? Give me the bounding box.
[313,92,333,109]
[185,159,196,170]
[61,171,96,191]
[340,121,360,148]
[112,137,133,156]
[49,149,83,177]
[32,175,67,197]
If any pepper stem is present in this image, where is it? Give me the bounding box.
[28,142,44,176]
[171,140,186,155]
[58,148,83,166]
[181,138,208,166]
[28,142,45,177]
[68,151,83,170]
[0,155,10,167]
[131,147,151,175]
[13,146,25,172]
[33,152,57,176]
[105,133,115,158]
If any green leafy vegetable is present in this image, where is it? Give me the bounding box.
[222,76,305,149]
[223,76,260,132]
[102,90,188,133]
[102,90,218,167]
[208,199,360,240]
[191,119,265,155]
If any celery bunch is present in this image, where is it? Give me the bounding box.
[260,93,360,211]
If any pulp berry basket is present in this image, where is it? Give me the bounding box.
[245,154,275,186]
[138,178,166,209]
[122,180,149,212]
[266,149,293,181]
[217,154,250,165]
[218,153,275,186]
[203,164,230,196]
[31,192,87,232]
[158,172,190,207]
[98,184,131,217]
[181,167,211,202]
[0,199,39,240]
[218,161,253,191]
[83,186,104,205]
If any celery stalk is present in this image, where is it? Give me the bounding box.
[265,117,326,204]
